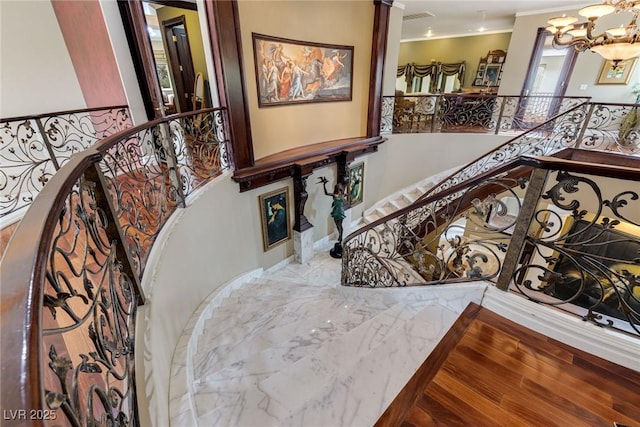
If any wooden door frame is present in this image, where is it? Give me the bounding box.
[118,0,197,120]
[521,27,578,98]
[162,15,195,112]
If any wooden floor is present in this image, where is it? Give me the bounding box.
[377,304,640,427]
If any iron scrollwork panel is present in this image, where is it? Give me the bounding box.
[41,174,139,426]
[0,119,57,218]
[343,175,530,287]
[98,125,178,279]
[580,104,640,154]
[167,110,230,199]
[510,170,640,335]
[40,108,132,168]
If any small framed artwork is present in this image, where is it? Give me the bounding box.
[474,78,483,86]
[484,64,502,86]
[596,59,637,85]
[259,187,291,251]
[156,61,172,90]
[348,162,364,206]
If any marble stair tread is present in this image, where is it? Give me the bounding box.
[279,304,460,427]
[195,286,332,331]
[257,300,441,414]
[195,292,345,359]
[193,302,390,395]
[194,301,453,427]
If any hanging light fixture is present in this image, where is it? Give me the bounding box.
[546,0,640,68]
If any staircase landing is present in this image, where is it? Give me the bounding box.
[170,247,487,426]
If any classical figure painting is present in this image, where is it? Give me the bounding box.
[252,33,354,107]
[259,187,291,251]
[348,162,364,206]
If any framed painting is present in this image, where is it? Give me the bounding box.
[348,162,364,206]
[259,187,291,251]
[484,64,502,86]
[596,58,637,85]
[156,61,172,90]
[252,33,354,107]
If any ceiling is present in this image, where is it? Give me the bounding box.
[399,0,594,41]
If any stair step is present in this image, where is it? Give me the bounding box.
[193,291,349,374]
[193,302,388,393]
[194,301,454,426]
[279,304,460,427]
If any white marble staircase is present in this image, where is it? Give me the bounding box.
[169,248,487,427]
[355,166,458,227]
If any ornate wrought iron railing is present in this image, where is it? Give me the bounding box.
[381,94,591,135]
[0,106,132,222]
[496,161,640,336]
[346,101,640,336]
[0,107,229,426]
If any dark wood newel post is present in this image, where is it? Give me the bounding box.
[293,164,313,232]
[367,0,393,138]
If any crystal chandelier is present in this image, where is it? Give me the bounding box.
[546,0,640,68]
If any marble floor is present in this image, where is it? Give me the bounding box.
[170,248,488,427]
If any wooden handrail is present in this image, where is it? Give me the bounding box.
[343,149,640,247]
[1,151,102,425]
[0,107,228,425]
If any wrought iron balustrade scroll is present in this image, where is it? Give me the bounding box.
[0,106,131,221]
[353,101,640,337]
[0,107,230,426]
[381,94,590,136]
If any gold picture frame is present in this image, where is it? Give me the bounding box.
[258,187,291,251]
[348,162,364,206]
[596,58,637,85]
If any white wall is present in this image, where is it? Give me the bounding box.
[501,9,640,103]
[383,3,404,96]
[363,133,510,206]
[0,0,85,118]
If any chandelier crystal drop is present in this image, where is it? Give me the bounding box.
[546,0,640,68]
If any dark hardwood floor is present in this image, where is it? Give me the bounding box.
[377,303,640,427]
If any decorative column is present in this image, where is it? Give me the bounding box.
[335,152,353,238]
[293,164,314,263]
[367,0,394,137]
[204,0,254,170]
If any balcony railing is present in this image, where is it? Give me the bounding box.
[0,106,132,223]
[0,107,229,426]
[345,102,640,337]
[381,94,591,135]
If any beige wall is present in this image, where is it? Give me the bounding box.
[238,0,374,160]
[398,32,512,91]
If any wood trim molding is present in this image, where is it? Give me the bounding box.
[367,0,393,137]
[232,136,385,192]
[204,0,254,170]
[118,0,165,120]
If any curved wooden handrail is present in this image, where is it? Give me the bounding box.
[0,107,227,425]
[1,151,102,425]
[343,150,640,247]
